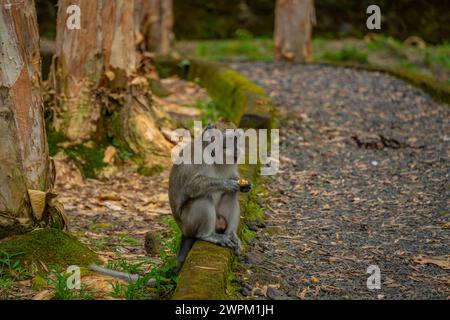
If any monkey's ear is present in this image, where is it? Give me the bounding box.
[203,123,216,135]
[205,123,216,130]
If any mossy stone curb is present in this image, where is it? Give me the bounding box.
[155,57,275,128]
[159,57,275,300]
[321,61,450,106]
[172,241,233,300]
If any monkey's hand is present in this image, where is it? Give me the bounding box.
[239,179,252,193]
[225,179,241,193]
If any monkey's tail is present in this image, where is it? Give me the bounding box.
[176,235,196,273]
[89,264,156,287]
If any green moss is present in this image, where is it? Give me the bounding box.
[64,144,107,179]
[137,164,164,176]
[0,228,100,272]
[224,264,240,299]
[155,57,274,127]
[186,61,266,124]
[31,275,47,290]
[172,241,233,300]
[386,67,450,105]
[245,201,264,223]
[149,79,171,97]
[322,61,450,106]
[46,125,108,179]
[46,128,67,157]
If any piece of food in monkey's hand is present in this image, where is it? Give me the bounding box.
[239,179,249,186]
[239,179,252,193]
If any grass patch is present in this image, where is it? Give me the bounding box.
[321,47,368,64]
[175,35,450,87]
[103,218,181,299]
[177,38,273,62]
[50,270,94,300]
[0,251,28,299]
[190,99,221,123]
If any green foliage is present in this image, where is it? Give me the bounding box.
[159,218,181,257]
[148,218,180,295]
[189,38,273,62]
[0,278,14,299]
[234,29,254,40]
[106,259,145,275]
[105,218,181,299]
[171,0,448,44]
[31,275,47,291]
[117,234,140,247]
[178,59,191,68]
[123,274,154,300]
[191,99,220,123]
[321,47,368,64]
[109,281,125,298]
[0,251,27,279]
[0,251,28,299]
[176,36,450,95]
[50,271,94,300]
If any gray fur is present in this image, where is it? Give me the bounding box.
[169,125,248,272]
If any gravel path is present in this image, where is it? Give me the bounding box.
[230,62,449,300]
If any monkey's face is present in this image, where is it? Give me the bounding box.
[224,130,243,164]
[203,121,243,165]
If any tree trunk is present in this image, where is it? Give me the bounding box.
[274,0,315,63]
[135,0,174,55]
[0,0,66,239]
[49,0,173,167]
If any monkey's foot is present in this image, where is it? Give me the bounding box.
[199,234,235,251]
[229,233,243,255]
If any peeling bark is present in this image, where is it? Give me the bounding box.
[135,0,174,55]
[0,0,65,238]
[274,0,315,63]
[50,0,136,142]
[50,0,172,167]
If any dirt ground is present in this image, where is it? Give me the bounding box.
[230,62,449,300]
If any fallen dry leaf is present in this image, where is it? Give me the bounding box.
[310,276,320,284]
[412,255,450,270]
[98,192,121,202]
[33,290,54,300]
[297,287,310,299]
[103,146,117,165]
